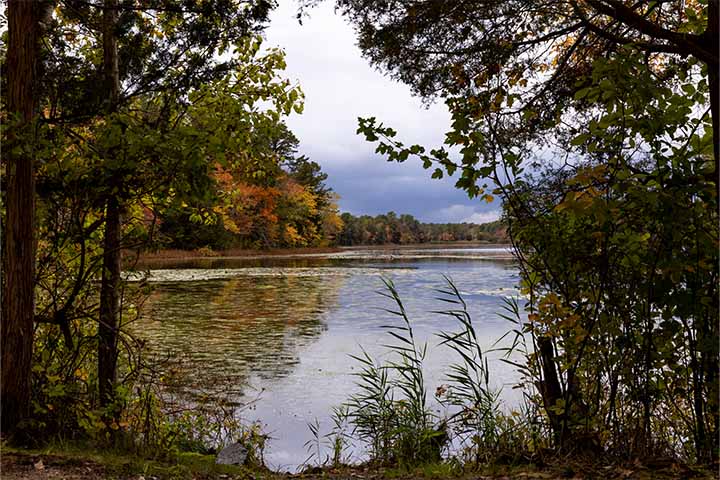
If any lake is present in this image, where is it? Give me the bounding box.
[131,246,524,471]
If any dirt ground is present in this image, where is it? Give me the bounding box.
[1,453,111,480]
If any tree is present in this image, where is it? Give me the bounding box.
[325,0,718,463]
[325,0,717,199]
[157,112,344,250]
[258,119,333,206]
[98,0,122,409]
[506,52,719,460]
[334,212,505,246]
[41,0,276,408]
[0,1,289,427]
[1,0,52,436]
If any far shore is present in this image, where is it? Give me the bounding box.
[127,241,513,267]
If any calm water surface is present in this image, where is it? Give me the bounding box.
[132,247,524,471]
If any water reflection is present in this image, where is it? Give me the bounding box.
[138,274,343,398]
[132,247,522,471]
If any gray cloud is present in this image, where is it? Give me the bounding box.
[264,1,500,224]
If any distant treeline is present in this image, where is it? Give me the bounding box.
[336,212,507,246]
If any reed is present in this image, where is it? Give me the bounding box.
[345,278,445,467]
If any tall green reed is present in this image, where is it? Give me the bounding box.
[434,276,501,464]
[302,406,352,469]
[344,277,548,468]
[346,278,444,467]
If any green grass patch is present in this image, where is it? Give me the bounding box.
[1,442,278,480]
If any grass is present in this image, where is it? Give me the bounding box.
[344,278,444,468]
[0,442,276,480]
[3,441,716,480]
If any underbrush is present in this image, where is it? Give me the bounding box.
[21,319,269,470]
[336,277,714,473]
[16,275,717,476]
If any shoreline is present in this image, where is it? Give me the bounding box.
[128,242,514,267]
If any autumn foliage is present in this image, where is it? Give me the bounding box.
[210,163,342,248]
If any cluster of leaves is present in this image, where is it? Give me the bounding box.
[508,50,717,461]
[332,0,718,466]
[336,212,507,246]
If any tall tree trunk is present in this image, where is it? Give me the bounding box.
[98,0,122,408]
[703,2,719,462]
[1,0,41,436]
[536,336,565,446]
[98,197,121,405]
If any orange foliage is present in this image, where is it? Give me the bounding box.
[213,164,281,245]
[211,163,342,248]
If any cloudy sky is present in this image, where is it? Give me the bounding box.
[263,1,501,224]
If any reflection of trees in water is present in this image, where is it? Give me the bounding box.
[135,274,343,398]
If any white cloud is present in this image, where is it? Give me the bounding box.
[262,2,489,222]
[425,205,501,224]
[431,204,475,222]
[264,1,451,164]
[463,210,502,224]
[264,2,450,148]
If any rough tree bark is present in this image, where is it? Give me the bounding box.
[1,0,42,436]
[98,0,122,408]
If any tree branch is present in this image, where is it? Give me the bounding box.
[585,0,717,64]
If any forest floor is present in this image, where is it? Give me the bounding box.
[1,447,716,480]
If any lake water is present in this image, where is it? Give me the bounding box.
[131,246,524,471]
